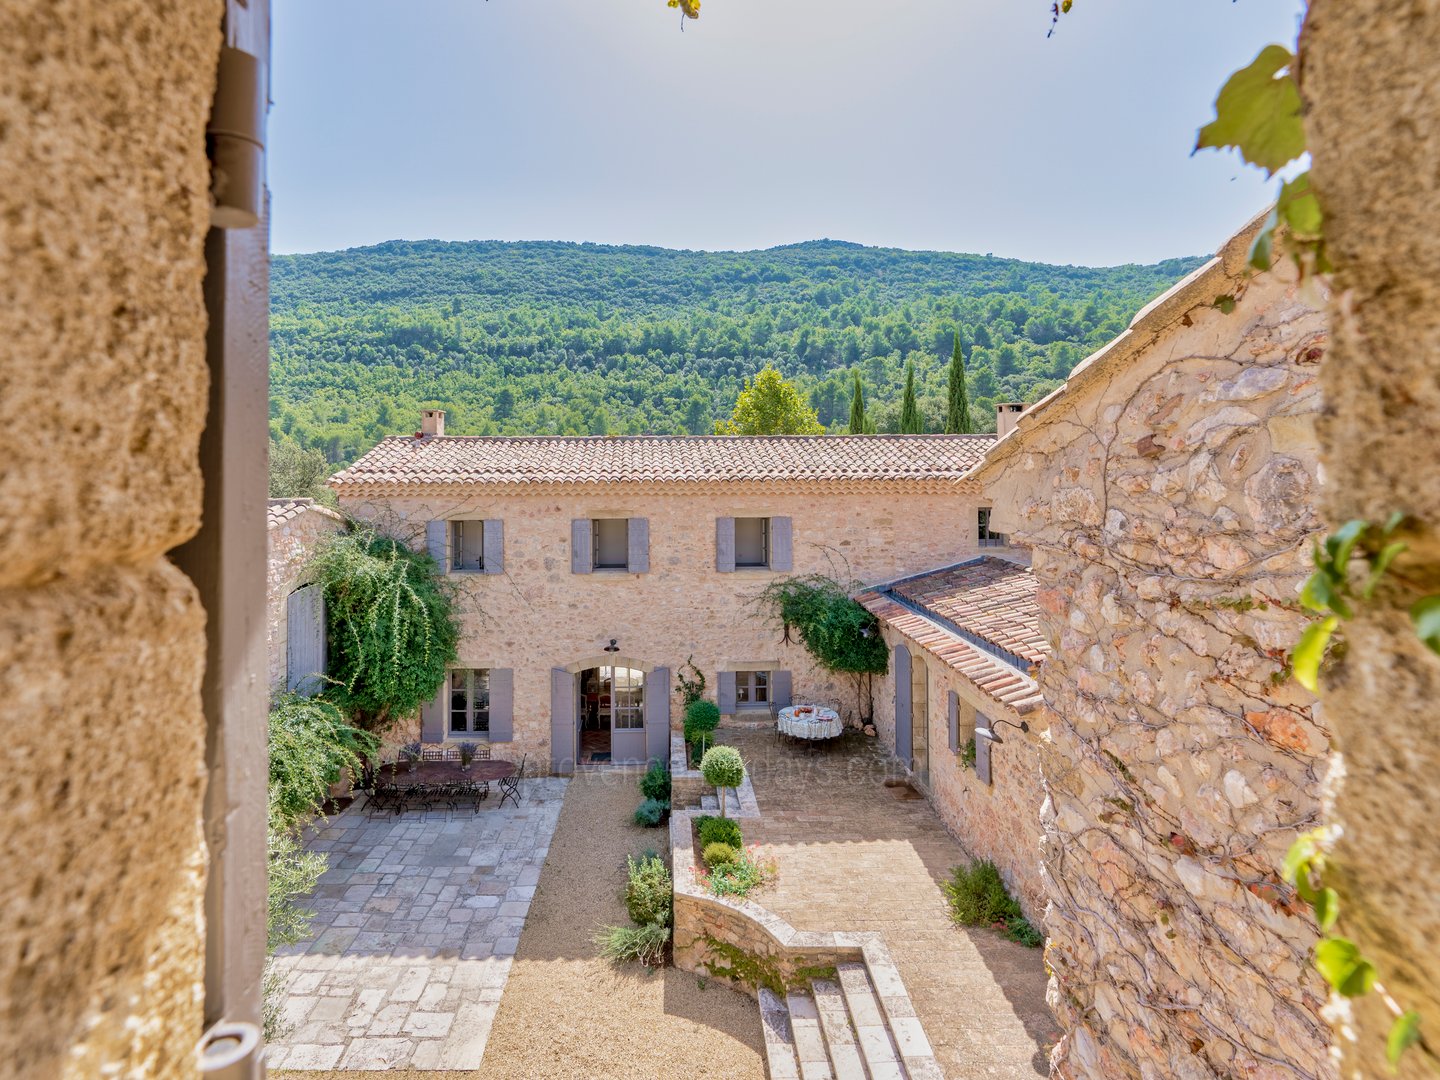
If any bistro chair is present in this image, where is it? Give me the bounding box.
[498,755,527,809]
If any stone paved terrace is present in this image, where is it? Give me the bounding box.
[719,721,1058,1078]
[266,778,567,1071]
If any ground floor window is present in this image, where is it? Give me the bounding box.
[610,666,645,729]
[735,669,770,707]
[449,668,491,735]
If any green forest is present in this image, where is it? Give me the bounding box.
[270,238,1204,464]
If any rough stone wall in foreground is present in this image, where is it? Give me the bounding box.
[983,259,1334,1080]
[0,3,220,1076]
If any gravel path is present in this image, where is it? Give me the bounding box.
[281,768,764,1080]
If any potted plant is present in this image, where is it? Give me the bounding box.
[459,742,477,771]
[401,741,422,772]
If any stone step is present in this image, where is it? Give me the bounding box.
[811,979,867,1080]
[700,793,719,813]
[759,987,801,1080]
[785,990,834,1080]
[837,963,906,1080]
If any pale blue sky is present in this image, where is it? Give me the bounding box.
[269,0,1305,266]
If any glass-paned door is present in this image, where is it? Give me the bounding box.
[910,659,929,786]
[605,666,647,764]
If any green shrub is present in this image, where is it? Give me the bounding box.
[700,745,746,816]
[633,798,669,828]
[594,922,670,966]
[703,842,740,868]
[625,853,673,926]
[943,860,1040,946]
[639,760,671,802]
[696,815,743,850]
[959,736,977,770]
[688,733,712,767]
[676,656,707,708]
[685,698,722,732]
[705,848,777,900]
[268,694,380,827]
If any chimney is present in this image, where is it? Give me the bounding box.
[420,409,446,437]
[995,402,1025,440]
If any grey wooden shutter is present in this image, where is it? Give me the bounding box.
[771,669,793,709]
[421,678,447,743]
[483,519,505,575]
[488,668,514,741]
[976,711,993,785]
[571,519,593,574]
[627,517,649,573]
[645,666,671,763]
[426,519,448,567]
[716,517,735,573]
[769,517,793,572]
[285,584,327,696]
[948,690,960,753]
[717,670,737,714]
[894,644,912,768]
[551,667,577,775]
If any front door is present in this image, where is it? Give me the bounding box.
[608,666,647,765]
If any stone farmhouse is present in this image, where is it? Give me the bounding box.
[328,422,1013,774]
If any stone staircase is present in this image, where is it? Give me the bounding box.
[758,962,941,1080]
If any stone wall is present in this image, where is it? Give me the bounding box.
[339,485,991,766]
[267,500,347,691]
[976,230,1335,1080]
[0,3,220,1076]
[869,624,1047,924]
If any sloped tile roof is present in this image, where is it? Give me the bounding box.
[856,557,1046,715]
[267,497,345,529]
[329,434,995,491]
[890,557,1048,664]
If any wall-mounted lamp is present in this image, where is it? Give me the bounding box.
[860,626,873,639]
[603,638,619,653]
[977,718,1029,746]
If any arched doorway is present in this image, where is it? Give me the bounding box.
[551,658,671,773]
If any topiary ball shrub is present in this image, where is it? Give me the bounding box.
[700,745,746,816]
[639,760,671,802]
[703,842,740,869]
[696,814,743,850]
[683,699,721,747]
[633,798,669,828]
[625,853,673,927]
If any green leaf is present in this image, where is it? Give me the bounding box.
[1214,294,1236,315]
[1315,938,1378,997]
[1382,511,1406,536]
[1326,519,1369,572]
[1387,1011,1422,1069]
[1411,596,1440,656]
[1293,616,1338,693]
[1249,207,1278,272]
[1363,541,1408,599]
[1276,172,1323,239]
[1312,887,1339,932]
[1196,45,1306,175]
[1283,831,1324,884]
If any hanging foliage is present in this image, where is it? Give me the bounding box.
[307,529,461,732]
[268,693,380,827]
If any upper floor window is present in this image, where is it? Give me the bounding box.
[451,520,485,572]
[978,508,1007,548]
[735,669,770,708]
[593,519,630,570]
[449,668,490,735]
[734,518,770,568]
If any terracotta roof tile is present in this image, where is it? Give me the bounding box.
[267,497,344,530]
[329,434,995,490]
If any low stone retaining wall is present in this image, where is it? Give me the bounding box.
[670,732,707,807]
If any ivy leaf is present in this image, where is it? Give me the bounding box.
[1276,172,1323,239]
[1411,596,1440,656]
[1196,45,1306,176]
[1325,519,1370,572]
[1293,616,1338,693]
[1363,541,1408,599]
[1312,886,1339,932]
[1315,938,1378,997]
[1387,1011,1422,1069]
[1283,830,1323,884]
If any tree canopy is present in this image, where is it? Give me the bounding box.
[714,364,824,435]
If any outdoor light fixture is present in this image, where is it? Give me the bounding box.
[860,626,873,639]
[603,638,619,653]
[979,718,1030,746]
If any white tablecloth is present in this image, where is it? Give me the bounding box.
[777,706,843,740]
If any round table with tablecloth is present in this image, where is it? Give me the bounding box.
[776,705,843,740]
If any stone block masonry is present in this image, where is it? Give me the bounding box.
[976,227,1335,1080]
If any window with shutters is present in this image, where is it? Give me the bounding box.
[449,668,491,735]
[735,669,770,708]
[978,507,1007,548]
[734,517,770,568]
[450,520,485,572]
[593,518,630,570]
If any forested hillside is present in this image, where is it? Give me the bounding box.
[270,239,1204,463]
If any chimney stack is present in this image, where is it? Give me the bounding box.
[420,409,446,437]
[995,402,1025,440]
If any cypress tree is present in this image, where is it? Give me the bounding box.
[848,371,867,434]
[899,362,923,434]
[946,331,973,434]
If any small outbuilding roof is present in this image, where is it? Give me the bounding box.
[267,497,344,529]
[329,434,995,494]
[857,556,1046,714]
